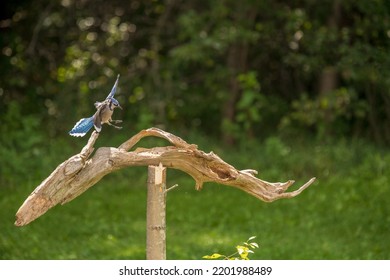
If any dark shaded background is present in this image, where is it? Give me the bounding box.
[1,0,389,144]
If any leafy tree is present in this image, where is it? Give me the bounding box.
[1,0,389,144]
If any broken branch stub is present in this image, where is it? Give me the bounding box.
[15,127,316,226]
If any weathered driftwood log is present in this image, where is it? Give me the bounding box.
[15,127,316,226]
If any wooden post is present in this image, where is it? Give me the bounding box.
[146,163,167,260]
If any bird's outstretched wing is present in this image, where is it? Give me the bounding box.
[69,74,120,137]
[69,116,94,137]
[106,74,120,100]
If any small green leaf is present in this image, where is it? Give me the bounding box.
[236,245,246,255]
[203,253,223,259]
[202,236,259,260]
[236,245,249,259]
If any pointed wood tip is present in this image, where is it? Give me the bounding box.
[14,194,55,227]
[15,207,32,227]
[14,218,24,227]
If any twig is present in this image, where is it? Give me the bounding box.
[165,184,179,193]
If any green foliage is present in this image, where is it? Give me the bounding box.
[203,236,259,260]
[0,102,44,184]
[1,0,390,143]
[235,72,263,134]
[281,87,367,138]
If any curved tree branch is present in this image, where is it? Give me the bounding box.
[15,128,316,226]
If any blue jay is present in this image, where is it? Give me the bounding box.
[69,75,123,137]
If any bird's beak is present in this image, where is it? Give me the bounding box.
[118,104,123,110]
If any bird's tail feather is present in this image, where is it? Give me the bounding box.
[69,116,94,137]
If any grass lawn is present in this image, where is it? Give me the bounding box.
[1,134,389,259]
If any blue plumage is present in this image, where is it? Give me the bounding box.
[69,75,123,137]
[106,74,120,99]
[69,116,94,137]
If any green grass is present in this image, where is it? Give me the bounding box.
[1,133,389,259]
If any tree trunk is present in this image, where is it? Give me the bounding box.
[318,0,341,96]
[317,0,342,134]
[222,43,249,145]
[221,10,256,145]
[149,0,177,127]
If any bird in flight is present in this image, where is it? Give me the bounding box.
[69,75,123,137]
